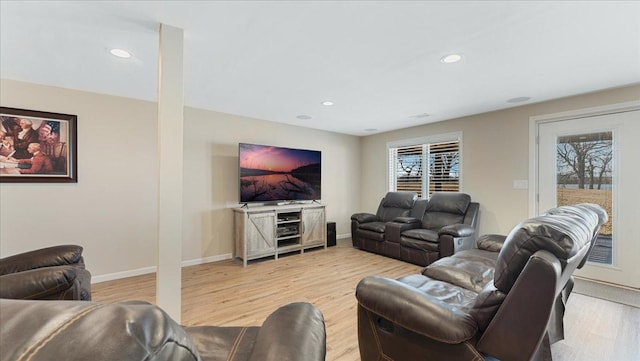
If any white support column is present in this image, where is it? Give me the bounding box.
[156,23,184,322]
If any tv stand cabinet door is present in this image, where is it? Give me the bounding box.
[238,211,276,266]
[301,206,326,249]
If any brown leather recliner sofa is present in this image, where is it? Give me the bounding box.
[391,192,479,266]
[355,203,607,361]
[351,191,418,256]
[352,192,479,266]
[0,244,91,300]
[0,298,326,361]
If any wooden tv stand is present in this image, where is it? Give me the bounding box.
[233,203,326,267]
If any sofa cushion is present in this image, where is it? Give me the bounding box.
[399,238,439,253]
[401,229,439,243]
[422,250,498,293]
[397,274,478,312]
[378,192,417,222]
[359,221,387,233]
[357,229,386,242]
[381,191,417,209]
[426,193,471,214]
[454,249,500,264]
[421,193,470,230]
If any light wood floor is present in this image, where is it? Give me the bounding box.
[92,239,639,361]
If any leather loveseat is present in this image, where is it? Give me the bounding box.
[390,192,479,266]
[0,298,326,361]
[0,245,91,300]
[352,192,479,266]
[355,203,607,361]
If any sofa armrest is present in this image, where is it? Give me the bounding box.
[0,245,84,275]
[351,213,378,224]
[356,276,477,344]
[385,218,422,243]
[476,234,507,252]
[438,224,475,238]
[249,302,326,361]
[0,266,80,300]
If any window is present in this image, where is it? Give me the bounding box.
[388,133,461,199]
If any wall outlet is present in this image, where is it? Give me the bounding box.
[513,180,529,189]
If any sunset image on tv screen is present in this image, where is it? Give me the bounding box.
[239,143,321,203]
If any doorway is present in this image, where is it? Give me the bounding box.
[532,102,640,289]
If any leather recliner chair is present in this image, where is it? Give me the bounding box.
[355,203,607,361]
[0,299,326,361]
[0,244,91,300]
[351,191,418,258]
[388,192,479,266]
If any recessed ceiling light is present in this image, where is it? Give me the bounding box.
[110,48,132,58]
[412,113,430,119]
[440,54,462,64]
[321,101,334,106]
[364,128,377,132]
[296,115,312,120]
[506,96,531,103]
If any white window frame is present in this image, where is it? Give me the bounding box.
[387,131,463,199]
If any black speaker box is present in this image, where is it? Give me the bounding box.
[327,221,337,247]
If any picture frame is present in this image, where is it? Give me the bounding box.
[0,107,77,183]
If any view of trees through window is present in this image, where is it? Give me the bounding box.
[390,140,460,198]
[556,131,613,264]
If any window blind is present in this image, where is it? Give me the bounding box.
[389,139,460,198]
[428,140,460,194]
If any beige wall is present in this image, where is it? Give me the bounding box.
[0,79,361,279]
[359,84,640,236]
[2,78,637,279]
[181,107,361,262]
[0,79,159,278]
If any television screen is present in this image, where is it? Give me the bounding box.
[239,143,321,203]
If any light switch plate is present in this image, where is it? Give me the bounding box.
[513,180,529,189]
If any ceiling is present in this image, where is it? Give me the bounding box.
[1,1,639,136]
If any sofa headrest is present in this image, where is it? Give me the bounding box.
[494,204,604,293]
[425,192,471,215]
[0,299,200,361]
[545,203,608,235]
[382,192,417,209]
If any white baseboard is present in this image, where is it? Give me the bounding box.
[92,266,156,284]
[92,253,233,284]
[181,253,232,268]
[337,233,351,240]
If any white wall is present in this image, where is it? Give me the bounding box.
[359,84,640,236]
[0,79,361,279]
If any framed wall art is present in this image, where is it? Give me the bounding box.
[0,107,77,183]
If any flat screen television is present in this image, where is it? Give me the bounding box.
[238,143,321,204]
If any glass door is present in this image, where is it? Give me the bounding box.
[556,131,613,264]
[537,109,640,288]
